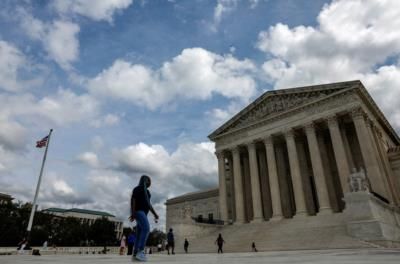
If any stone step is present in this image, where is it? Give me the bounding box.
[177,213,375,253]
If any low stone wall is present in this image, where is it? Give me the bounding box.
[0,246,120,255]
[344,191,400,246]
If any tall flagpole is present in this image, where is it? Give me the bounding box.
[26,129,53,239]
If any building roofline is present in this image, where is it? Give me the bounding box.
[0,193,14,200]
[165,188,219,205]
[208,80,361,140]
[42,207,115,217]
[208,80,400,145]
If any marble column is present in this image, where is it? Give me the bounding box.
[327,115,351,194]
[216,151,229,223]
[366,119,394,203]
[351,107,387,199]
[305,123,333,213]
[232,147,245,223]
[247,142,263,222]
[264,136,283,220]
[285,129,307,216]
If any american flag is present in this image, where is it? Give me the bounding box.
[36,136,49,148]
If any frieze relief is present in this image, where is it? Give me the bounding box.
[217,91,358,148]
[305,92,357,115]
[222,90,342,133]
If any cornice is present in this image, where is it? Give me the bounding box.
[354,83,400,144]
[209,80,361,140]
[211,81,400,147]
[165,188,219,205]
[213,86,356,143]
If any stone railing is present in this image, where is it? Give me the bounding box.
[343,192,400,245]
[388,146,400,154]
[0,246,120,255]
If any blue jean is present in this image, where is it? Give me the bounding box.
[134,211,150,252]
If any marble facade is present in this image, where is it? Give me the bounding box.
[209,80,400,224]
[166,81,400,248]
[165,189,219,229]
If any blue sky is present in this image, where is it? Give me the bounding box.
[1,0,400,229]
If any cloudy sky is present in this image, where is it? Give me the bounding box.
[1,0,400,230]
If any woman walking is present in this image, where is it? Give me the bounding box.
[129,175,159,262]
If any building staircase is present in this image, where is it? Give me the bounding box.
[178,213,377,253]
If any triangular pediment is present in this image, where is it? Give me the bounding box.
[209,81,361,139]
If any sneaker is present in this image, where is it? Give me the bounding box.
[135,251,147,262]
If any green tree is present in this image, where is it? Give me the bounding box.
[146,229,166,247]
[88,217,116,246]
[0,202,20,246]
[51,217,86,246]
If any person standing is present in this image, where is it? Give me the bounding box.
[167,228,175,255]
[119,235,126,255]
[252,242,258,252]
[42,240,48,250]
[215,234,225,254]
[130,175,159,262]
[127,230,136,255]
[17,238,27,254]
[184,238,189,253]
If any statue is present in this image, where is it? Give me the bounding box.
[349,168,370,192]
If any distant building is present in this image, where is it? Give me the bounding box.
[0,193,14,205]
[165,188,219,229]
[42,208,123,239]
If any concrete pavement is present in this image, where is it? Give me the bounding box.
[1,249,400,264]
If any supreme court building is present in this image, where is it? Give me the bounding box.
[166,80,400,249]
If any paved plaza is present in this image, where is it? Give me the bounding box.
[1,249,400,264]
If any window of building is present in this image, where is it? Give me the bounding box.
[208,213,213,222]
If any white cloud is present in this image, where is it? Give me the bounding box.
[53,0,133,23]
[206,100,248,128]
[249,0,262,9]
[46,21,80,70]
[0,162,5,172]
[0,118,27,151]
[0,145,22,174]
[114,141,217,194]
[0,40,43,92]
[210,0,268,31]
[35,89,99,126]
[91,136,104,151]
[86,169,131,223]
[88,48,257,110]
[115,143,171,176]
[110,141,218,227]
[2,172,93,208]
[18,9,80,70]
[0,89,99,127]
[39,173,93,206]
[212,0,239,31]
[90,113,120,128]
[256,0,400,131]
[78,152,100,168]
[0,40,26,91]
